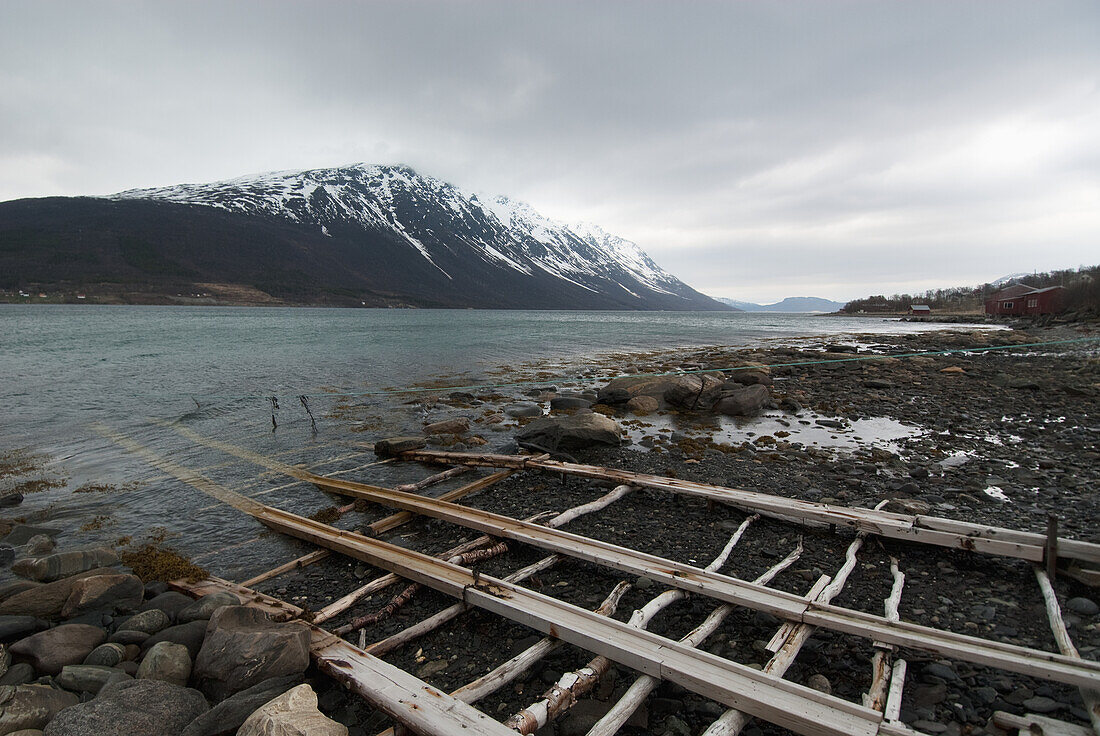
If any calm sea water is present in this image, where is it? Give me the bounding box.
[0,305,997,577]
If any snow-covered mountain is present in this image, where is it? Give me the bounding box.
[93,164,722,309]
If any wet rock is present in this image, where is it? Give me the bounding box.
[0,493,23,509]
[806,674,832,695]
[714,385,770,417]
[180,675,302,736]
[2,528,61,547]
[423,417,469,435]
[42,678,208,736]
[727,370,773,387]
[922,662,958,682]
[372,436,426,457]
[107,630,149,646]
[140,620,208,660]
[625,396,659,414]
[885,498,931,515]
[0,570,110,619]
[117,609,170,635]
[9,624,106,675]
[236,683,347,736]
[664,375,724,410]
[55,664,130,694]
[0,663,35,686]
[136,641,190,687]
[1067,597,1098,616]
[60,574,143,618]
[1022,696,1060,713]
[0,617,48,643]
[176,592,241,623]
[23,537,54,557]
[0,583,39,604]
[0,684,79,734]
[504,402,543,418]
[137,592,193,622]
[193,606,310,701]
[598,376,672,405]
[0,546,14,568]
[82,643,127,667]
[550,396,592,410]
[11,549,119,583]
[516,413,622,452]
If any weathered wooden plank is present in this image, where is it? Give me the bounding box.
[402,450,1100,564]
[240,549,331,588]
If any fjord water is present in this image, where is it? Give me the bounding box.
[0,305,988,578]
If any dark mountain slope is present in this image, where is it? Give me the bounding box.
[0,165,729,310]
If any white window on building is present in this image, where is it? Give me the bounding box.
[1027,298,1038,308]
[1002,301,1013,309]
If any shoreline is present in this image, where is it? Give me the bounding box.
[1,320,1098,734]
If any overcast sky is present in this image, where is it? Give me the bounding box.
[2,1,1097,302]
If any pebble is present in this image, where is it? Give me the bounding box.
[1067,597,1098,616]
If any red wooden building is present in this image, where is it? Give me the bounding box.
[984,284,1064,316]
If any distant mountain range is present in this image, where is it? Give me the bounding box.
[714,296,847,313]
[0,164,728,310]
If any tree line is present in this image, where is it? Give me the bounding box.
[841,265,1100,314]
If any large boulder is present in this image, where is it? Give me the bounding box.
[42,679,208,736]
[82,643,127,667]
[136,641,190,687]
[0,617,47,644]
[9,624,106,676]
[180,675,302,736]
[423,417,469,435]
[192,606,310,702]
[516,413,622,452]
[137,592,193,622]
[624,395,659,414]
[713,384,771,417]
[0,570,111,619]
[236,684,347,736]
[117,609,169,636]
[503,402,542,418]
[597,376,674,405]
[0,684,79,735]
[176,592,240,624]
[11,550,119,583]
[60,574,143,618]
[139,620,208,660]
[663,375,724,410]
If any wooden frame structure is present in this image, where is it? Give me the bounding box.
[101,425,1100,736]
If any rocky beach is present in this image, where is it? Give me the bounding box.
[0,318,1097,736]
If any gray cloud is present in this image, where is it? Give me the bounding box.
[2,0,1097,302]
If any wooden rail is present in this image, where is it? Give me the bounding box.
[401,449,1100,564]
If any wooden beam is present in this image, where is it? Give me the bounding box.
[401,450,1100,564]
